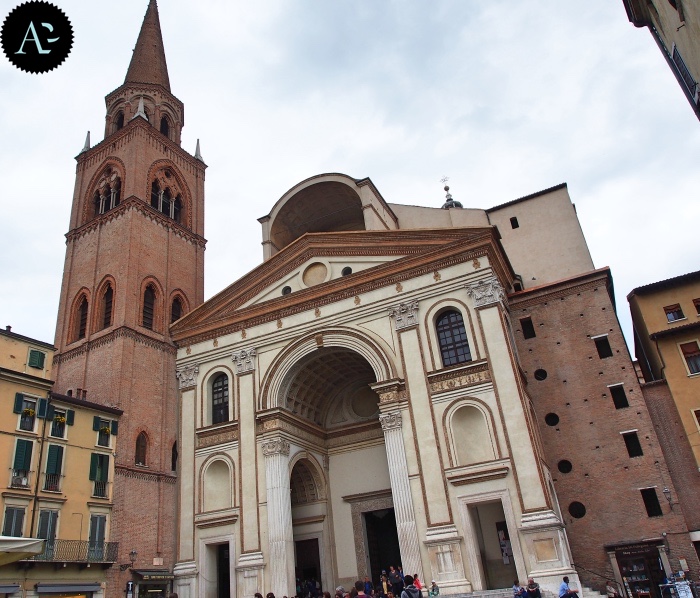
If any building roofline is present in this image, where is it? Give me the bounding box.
[0,368,55,386]
[627,269,700,299]
[50,392,124,416]
[485,183,568,213]
[649,319,700,340]
[0,328,55,350]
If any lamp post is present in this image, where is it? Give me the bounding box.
[662,487,672,508]
[120,549,137,571]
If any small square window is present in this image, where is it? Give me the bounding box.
[610,385,629,409]
[520,317,536,339]
[594,336,613,359]
[510,217,519,229]
[622,431,643,457]
[664,304,685,323]
[28,350,45,369]
[640,488,663,517]
[694,409,700,429]
[680,341,700,375]
[694,299,700,316]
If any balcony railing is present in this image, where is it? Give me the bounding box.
[43,473,62,492]
[23,539,118,563]
[9,469,32,489]
[93,480,109,498]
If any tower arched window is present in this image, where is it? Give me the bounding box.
[135,432,147,466]
[115,112,124,131]
[173,196,182,223]
[171,297,182,324]
[211,374,229,425]
[102,285,113,329]
[151,182,160,210]
[161,189,171,218]
[142,285,155,330]
[76,296,89,340]
[171,442,178,471]
[436,309,472,367]
[160,116,170,138]
[93,179,121,216]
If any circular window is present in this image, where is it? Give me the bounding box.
[558,460,573,473]
[568,501,586,518]
[281,286,292,295]
[534,369,548,380]
[544,413,559,426]
[341,266,353,276]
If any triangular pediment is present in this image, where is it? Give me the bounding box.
[170,227,510,343]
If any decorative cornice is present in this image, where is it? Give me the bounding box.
[66,196,207,248]
[53,326,176,365]
[115,465,177,484]
[176,364,199,390]
[389,301,419,331]
[507,268,611,310]
[427,361,491,394]
[379,411,402,431]
[466,276,506,308]
[196,424,239,449]
[232,347,256,374]
[261,438,290,457]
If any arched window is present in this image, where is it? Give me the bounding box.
[142,285,155,330]
[171,442,178,471]
[160,116,170,138]
[151,182,160,210]
[211,374,229,425]
[76,297,89,340]
[111,180,121,209]
[171,297,182,324]
[102,285,113,329]
[93,179,121,216]
[173,196,182,223]
[115,112,124,131]
[161,189,171,218]
[93,191,102,217]
[436,309,472,367]
[135,432,147,466]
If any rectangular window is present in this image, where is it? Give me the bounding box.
[94,417,113,446]
[622,431,644,457]
[88,514,106,560]
[520,317,536,339]
[610,385,629,409]
[37,509,58,557]
[27,349,46,369]
[12,439,33,487]
[89,453,109,497]
[44,445,64,492]
[15,395,36,432]
[693,299,700,316]
[510,216,519,229]
[50,410,66,438]
[640,488,663,517]
[664,304,685,322]
[680,341,700,374]
[694,409,700,429]
[594,336,613,359]
[2,507,25,537]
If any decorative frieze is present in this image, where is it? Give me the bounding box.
[466,276,505,307]
[232,347,256,374]
[176,364,199,390]
[261,438,290,457]
[196,427,239,449]
[379,411,402,431]
[429,369,491,394]
[389,301,419,331]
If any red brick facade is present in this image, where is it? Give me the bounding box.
[510,269,700,590]
[51,2,205,595]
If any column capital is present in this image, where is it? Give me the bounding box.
[389,301,419,331]
[261,437,290,457]
[379,410,403,431]
[466,276,506,307]
[232,347,256,374]
[176,364,199,390]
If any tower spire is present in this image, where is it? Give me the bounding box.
[124,0,171,91]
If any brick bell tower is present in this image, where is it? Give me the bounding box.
[52,0,205,593]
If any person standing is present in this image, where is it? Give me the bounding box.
[400,576,420,598]
[389,567,403,596]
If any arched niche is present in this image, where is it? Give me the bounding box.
[450,404,497,466]
[202,458,233,512]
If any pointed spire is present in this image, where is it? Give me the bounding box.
[194,139,203,161]
[124,0,171,91]
[81,131,91,153]
[131,97,149,121]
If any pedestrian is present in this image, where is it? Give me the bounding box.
[413,576,422,591]
[428,581,439,598]
[400,576,420,598]
[365,577,374,595]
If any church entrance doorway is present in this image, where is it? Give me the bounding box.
[217,543,231,598]
[295,538,322,593]
[364,508,401,584]
[469,502,517,590]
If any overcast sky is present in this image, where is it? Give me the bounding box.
[1,0,699,354]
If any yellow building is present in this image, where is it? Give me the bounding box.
[0,326,123,598]
[623,0,700,119]
[628,270,700,467]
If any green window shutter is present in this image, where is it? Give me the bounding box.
[110,420,118,436]
[98,455,109,482]
[93,416,101,431]
[28,350,45,369]
[37,510,57,540]
[46,445,63,475]
[13,394,24,414]
[46,405,55,420]
[37,398,47,419]
[66,410,75,426]
[89,454,98,481]
[13,439,32,471]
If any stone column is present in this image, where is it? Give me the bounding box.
[263,437,295,598]
[379,411,423,581]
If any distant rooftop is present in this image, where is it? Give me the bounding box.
[628,269,700,297]
[0,326,55,350]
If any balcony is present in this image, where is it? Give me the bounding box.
[92,480,109,498]
[9,469,33,490]
[43,473,62,493]
[22,540,119,565]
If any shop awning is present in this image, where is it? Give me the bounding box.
[0,536,44,566]
[0,585,19,594]
[132,570,174,581]
[35,583,102,593]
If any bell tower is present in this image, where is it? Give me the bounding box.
[52,0,205,592]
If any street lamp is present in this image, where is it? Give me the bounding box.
[662,487,672,506]
[120,550,137,571]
